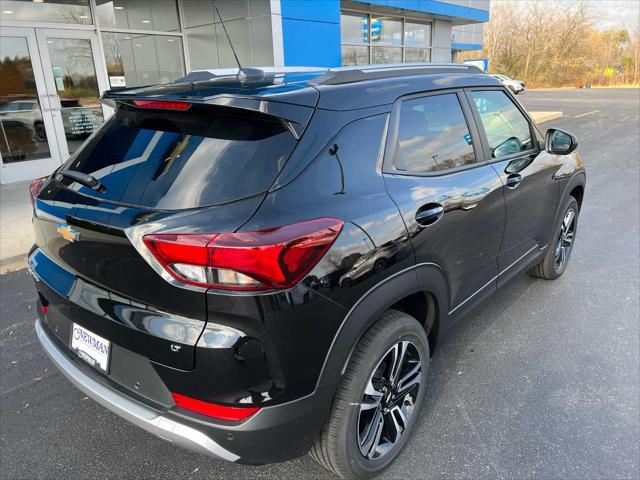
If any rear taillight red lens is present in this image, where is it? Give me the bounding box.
[132,100,190,110]
[172,392,260,421]
[29,177,46,206]
[143,218,343,291]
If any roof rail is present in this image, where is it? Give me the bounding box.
[175,66,328,84]
[309,63,483,86]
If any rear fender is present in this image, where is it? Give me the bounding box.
[316,263,449,388]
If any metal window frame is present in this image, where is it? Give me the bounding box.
[382,88,485,177]
[340,9,434,65]
[90,0,188,81]
[0,1,190,91]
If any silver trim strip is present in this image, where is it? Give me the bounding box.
[35,320,239,462]
[448,244,540,315]
[499,244,540,277]
[318,244,545,384]
[448,275,497,315]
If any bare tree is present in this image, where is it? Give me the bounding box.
[458,0,638,87]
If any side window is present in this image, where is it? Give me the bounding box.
[395,93,475,173]
[471,90,534,158]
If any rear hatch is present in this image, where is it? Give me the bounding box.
[31,100,301,370]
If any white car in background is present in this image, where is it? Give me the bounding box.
[0,99,100,139]
[491,74,526,94]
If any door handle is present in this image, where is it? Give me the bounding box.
[39,94,51,112]
[48,94,61,111]
[506,174,522,189]
[415,203,444,226]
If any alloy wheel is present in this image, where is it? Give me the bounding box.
[357,340,422,460]
[555,208,576,270]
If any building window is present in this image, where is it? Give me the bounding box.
[95,0,184,89]
[404,21,432,62]
[102,33,184,88]
[181,0,275,70]
[341,12,432,66]
[95,0,180,32]
[0,0,92,24]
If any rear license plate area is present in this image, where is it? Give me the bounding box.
[70,323,111,373]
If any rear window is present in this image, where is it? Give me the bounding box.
[57,104,297,209]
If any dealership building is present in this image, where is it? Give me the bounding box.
[0,0,488,183]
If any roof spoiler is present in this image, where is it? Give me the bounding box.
[100,91,312,139]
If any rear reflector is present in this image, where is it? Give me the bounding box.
[132,100,191,110]
[172,392,260,421]
[143,218,343,291]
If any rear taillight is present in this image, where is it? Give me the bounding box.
[29,177,46,206]
[132,100,190,110]
[143,218,343,291]
[172,392,260,421]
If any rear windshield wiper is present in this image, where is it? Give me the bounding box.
[58,169,106,193]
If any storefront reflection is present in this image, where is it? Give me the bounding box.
[0,34,51,163]
[0,98,52,162]
[44,36,105,154]
[0,96,102,161]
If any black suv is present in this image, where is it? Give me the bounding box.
[29,64,585,479]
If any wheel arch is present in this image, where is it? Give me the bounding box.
[552,171,586,232]
[569,183,585,209]
[316,263,449,389]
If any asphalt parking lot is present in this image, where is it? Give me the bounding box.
[1,88,638,480]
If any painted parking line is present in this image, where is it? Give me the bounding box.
[574,110,600,118]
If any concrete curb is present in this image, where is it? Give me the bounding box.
[0,253,27,275]
[529,111,563,124]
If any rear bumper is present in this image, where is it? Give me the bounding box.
[35,317,336,463]
[35,318,239,461]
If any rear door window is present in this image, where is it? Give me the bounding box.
[58,104,297,210]
[394,93,476,173]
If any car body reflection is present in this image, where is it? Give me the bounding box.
[339,240,403,287]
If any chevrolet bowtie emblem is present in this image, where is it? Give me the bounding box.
[57,223,80,242]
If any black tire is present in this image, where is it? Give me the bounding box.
[341,278,353,288]
[373,258,387,272]
[529,195,579,280]
[310,310,430,480]
[34,121,46,141]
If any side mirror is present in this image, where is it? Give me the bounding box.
[545,128,578,155]
[492,136,522,158]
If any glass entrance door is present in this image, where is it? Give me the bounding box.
[35,29,110,160]
[0,27,61,183]
[0,27,110,183]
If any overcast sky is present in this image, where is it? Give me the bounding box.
[587,0,639,31]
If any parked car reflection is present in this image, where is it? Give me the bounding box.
[339,241,399,287]
[1,98,102,139]
[0,99,47,139]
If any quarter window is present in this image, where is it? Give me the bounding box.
[471,90,534,158]
[395,94,475,173]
